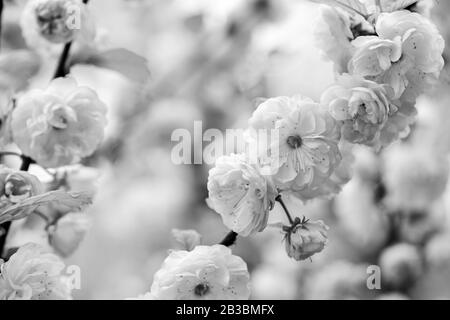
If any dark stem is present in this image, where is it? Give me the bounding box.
[0,222,10,258]
[0,0,3,51]
[52,0,90,78]
[53,42,73,78]
[219,231,238,247]
[20,156,34,171]
[0,151,22,158]
[276,194,294,225]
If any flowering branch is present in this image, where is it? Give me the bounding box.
[275,194,294,225]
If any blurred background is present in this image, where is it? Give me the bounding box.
[2,0,450,299]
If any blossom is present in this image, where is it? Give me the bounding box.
[0,167,44,223]
[0,243,72,300]
[425,233,450,268]
[379,243,422,290]
[11,77,107,168]
[48,213,91,257]
[149,245,250,300]
[20,0,96,51]
[207,153,276,237]
[321,74,406,148]
[283,218,329,261]
[383,144,449,211]
[247,96,341,200]
[315,6,374,73]
[349,10,444,101]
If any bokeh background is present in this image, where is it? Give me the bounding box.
[3,0,450,299]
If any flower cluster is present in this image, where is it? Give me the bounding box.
[317,2,444,149]
[0,0,111,300]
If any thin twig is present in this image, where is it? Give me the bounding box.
[276,195,294,225]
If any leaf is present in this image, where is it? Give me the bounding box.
[309,0,369,17]
[71,48,151,84]
[171,229,202,251]
[0,191,93,224]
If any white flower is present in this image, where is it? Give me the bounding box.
[48,212,91,257]
[247,96,341,201]
[349,11,444,101]
[20,0,96,51]
[283,218,329,261]
[150,245,250,300]
[315,6,375,73]
[207,153,276,237]
[0,243,72,300]
[0,167,44,222]
[379,243,422,290]
[321,74,409,148]
[383,144,449,211]
[11,77,107,168]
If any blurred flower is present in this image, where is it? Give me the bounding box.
[383,144,449,211]
[11,77,107,168]
[0,243,72,300]
[207,153,276,237]
[251,265,297,299]
[171,229,202,251]
[321,74,402,148]
[334,177,389,255]
[48,212,91,257]
[20,0,96,50]
[149,245,250,300]
[283,218,329,261]
[379,243,423,290]
[350,11,444,101]
[247,96,341,201]
[425,232,450,268]
[304,261,370,299]
[315,6,374,74]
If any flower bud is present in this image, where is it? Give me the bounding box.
[283,218,329,261]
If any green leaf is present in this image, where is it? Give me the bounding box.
[0,190,93,224]
[72,48,151,84]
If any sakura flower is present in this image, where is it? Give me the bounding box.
[207,153,276,237]
[315,6,375,74]
[20,0,96,51]
[379,243,422,290]
[0,243,72,300]
[0,167,44,222]
[11,77,107,168]
[349,10,444,101]
[149,245,250,300]
[48,212,91,257]
[282,218,329,261]
[247,96,341,200]
[321,74,407,148]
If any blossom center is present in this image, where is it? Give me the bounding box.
[46,104,77,130]
[286,135,303,149]
[194,283,210,297]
